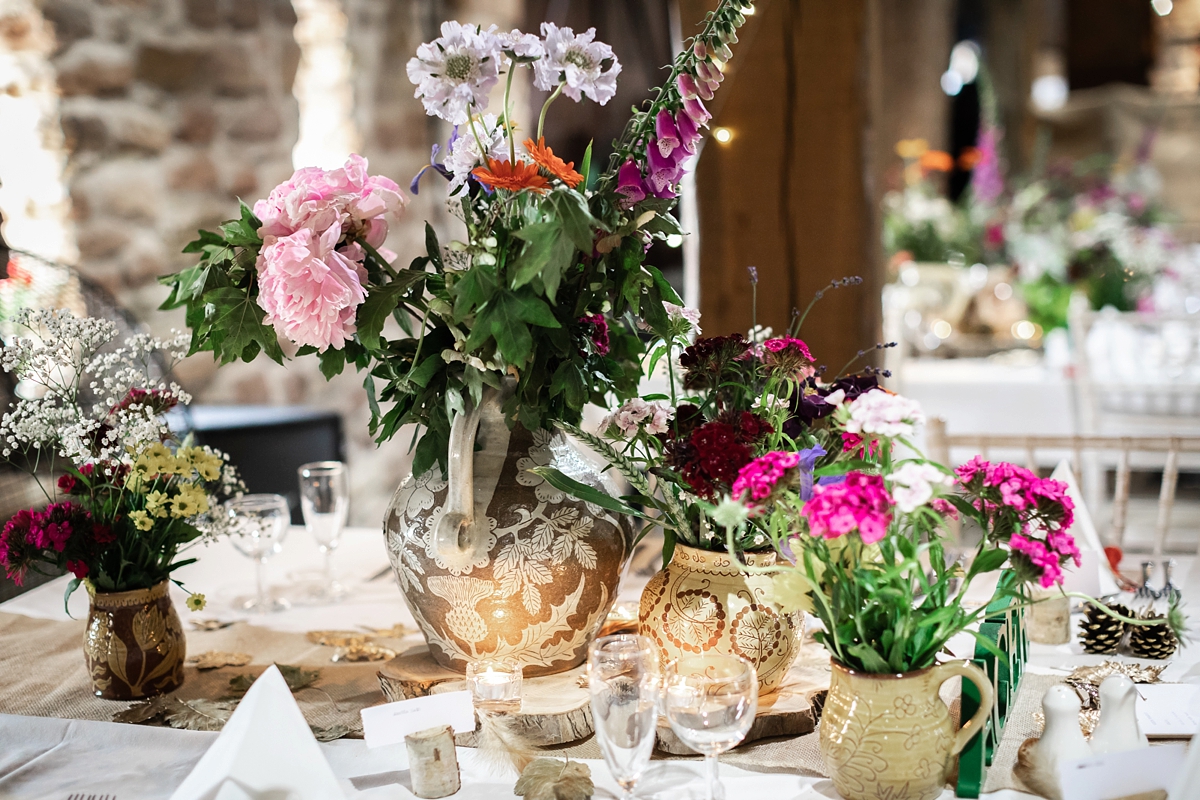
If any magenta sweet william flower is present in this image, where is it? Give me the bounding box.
[1010,532,1064,588]
[733,451,802,504]
[1047,530,1082,567]
[67,559,88,579]
[803,472,893,545]
[256,224,368,352]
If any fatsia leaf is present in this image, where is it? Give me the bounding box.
[551,191,600,254]
[227,664,320,696]
[311,723,352,742]
[203,287,283,365]
[186,651,253,670]
[514,758,594,800]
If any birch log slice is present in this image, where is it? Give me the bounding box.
[378,646,593,746]
[405,725,461,799]
[654,662,827,755]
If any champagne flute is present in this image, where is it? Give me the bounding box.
[297,460,349,600]
[588,635,660,800]
[663,654,757,800]
[226,493,291,613]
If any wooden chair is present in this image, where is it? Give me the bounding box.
[927,418,1200,555]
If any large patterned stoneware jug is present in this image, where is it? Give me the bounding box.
[639,544,804,693]
[384,388,632,676]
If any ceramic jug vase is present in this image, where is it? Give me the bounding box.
[384,388,632,676]
[821,660,995,800]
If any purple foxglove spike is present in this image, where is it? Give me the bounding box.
[694,40,707,59]
[675,110,701,153]
[616,159,647,204]
[676,73,701,100]
[655,110,681,157]
[696,77,714,101]
[682,96,711,127]
[646,139,682,193]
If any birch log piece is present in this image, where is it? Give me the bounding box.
[378,647,593,746]
[406,725,461,799]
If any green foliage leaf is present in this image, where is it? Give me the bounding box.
[527,467,653,522]
[511,221,572,301]
[203,287,284,365]
[318,346,345,380]
[847,643,891,673]
[425,223,444,271]
[966,548,1009,580]
[551,191,600,253]
[358,274,426,351]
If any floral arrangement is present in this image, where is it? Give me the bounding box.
[161,1,755,476]
[705,384,1186,673]
[532,274,897,561]
[1005,156,1180,329]
[0,310,243,605]
[883,139,987,266]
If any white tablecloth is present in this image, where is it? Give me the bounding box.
[3,529,1198,799]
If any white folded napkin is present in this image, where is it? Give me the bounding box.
[169,664,345,800]
[1052,459,1120,597]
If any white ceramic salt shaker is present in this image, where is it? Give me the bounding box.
[1090,674,1149,754]
[1040,685,1093,762]
[1015,685,1093,800]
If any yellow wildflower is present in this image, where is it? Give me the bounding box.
[125,471,146,493]
[145,490,170,518]
[196,461,221,481]
[170,485,209,518]
[129,510,154,531]
[186,593,206,611]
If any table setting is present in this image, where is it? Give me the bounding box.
[2,2,1200,799]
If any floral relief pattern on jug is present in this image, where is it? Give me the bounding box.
[820,660,994,800]
[638,544,803,693]
[385,394,632,676]
[84,580,185,700]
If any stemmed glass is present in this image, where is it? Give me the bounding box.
[226,493,291,613]
[663,654,758,800]
[588,635,660,800]
[297,461,350,600]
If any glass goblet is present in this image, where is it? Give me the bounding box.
[588,635,660,800]
[297,460,349,600]
[226,493,291,613]
[663,654,758,800]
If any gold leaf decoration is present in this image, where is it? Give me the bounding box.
[187,651,253,670]
[311,723,353,742]
[514,758,594,800]
[132,606,167,651]
[307,630,369,647]
[114,696,236,732]
[190,618,234,631]
[359,623,416,639]
[228,664,321,697]
[331,643,397,663]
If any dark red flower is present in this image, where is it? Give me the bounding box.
[92,523,115,545]
[57,473,77,494]
[579,313,610,356]
[110,388,179,416]
[679,334,749,390]
[66,560,89,579]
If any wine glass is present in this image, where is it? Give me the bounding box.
[226,493,291,613]
[663,654,757,800]
[297,460,350,600]
[588,635,660,800]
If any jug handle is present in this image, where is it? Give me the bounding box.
[433,401,485,560]
[933,661,995,756]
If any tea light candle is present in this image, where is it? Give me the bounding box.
[466,658,522,712]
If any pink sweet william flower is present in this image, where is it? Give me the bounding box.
[803,472,893,545]
[1047,530,1082,567]
[732,451,801,504]
[1010,532,1064,588]
[256,224,368,352]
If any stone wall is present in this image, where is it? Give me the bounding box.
[10,0,528,528]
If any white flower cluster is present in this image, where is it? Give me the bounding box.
[442,113,518,194]
[407,21,621,124]
[601,398,674,437]
[887,461,954,513]
[0,310,191,469]
[843,389,925,440]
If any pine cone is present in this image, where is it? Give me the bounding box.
[1128,608,1179,660]
[1078,602,1129,655]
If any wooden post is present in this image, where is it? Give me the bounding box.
[406,725,461,799]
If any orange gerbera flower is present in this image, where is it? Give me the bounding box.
[471,158,550,193]
[523,137,584,188]
[919,149,954,172]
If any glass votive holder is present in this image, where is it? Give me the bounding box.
[466,658,523,713]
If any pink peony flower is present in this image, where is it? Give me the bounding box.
[803,472,893,545]
[256,225,368,352]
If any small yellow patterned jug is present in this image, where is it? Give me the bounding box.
[820,659,994,800]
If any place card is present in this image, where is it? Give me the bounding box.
[1059,744,1185,800]
[1136,684,1200,738]
[360,691,475,749]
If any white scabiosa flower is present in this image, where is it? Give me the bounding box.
[533,22,621,105]
[442,114,516,194]
[406,22,503,124]
[497,29,544,59]
[843,389,925,440]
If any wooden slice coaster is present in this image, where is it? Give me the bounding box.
[378,646,592,746]
[378,645,829,752]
